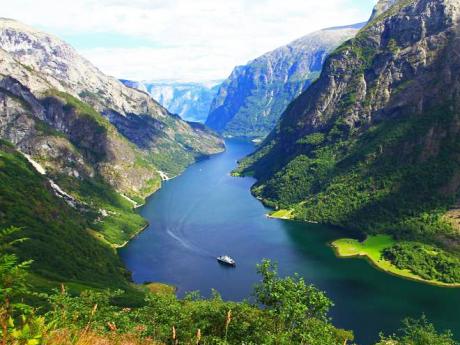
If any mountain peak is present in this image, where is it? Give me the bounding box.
[369,0,400,21]
[205,23,361,138]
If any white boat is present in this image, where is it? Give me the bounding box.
[217,255,236,266]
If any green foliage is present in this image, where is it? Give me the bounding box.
[47,90,111,130]
[243,104,460,283]
[367,0,417,28]
[0,227,48,345]
[146,142,196,177]
[296,132,325,146]
[383,242,460,284]
[0,141,130,288]
[43,260,352,345]
[377,316,458,345]
[0,227,31,310]
[33,119,65,138]
[51,173,147,246]
[387,38,400,54]
[253,260,343,344]
[0,248,457,345]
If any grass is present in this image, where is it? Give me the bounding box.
[45,329,163,345]
[268,209,294,219]
[144,282,176,295]
[52,173,149,247]
[332,235,460,287]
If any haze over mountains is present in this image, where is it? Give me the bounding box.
[121,80,221,123]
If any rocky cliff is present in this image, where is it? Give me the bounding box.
[205,24,363,138]
[236,0,460,250]
[369,0,400,20]
[122,80,221,123]
[0,18,224,178]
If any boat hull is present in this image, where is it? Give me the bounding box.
[217,258,236,266]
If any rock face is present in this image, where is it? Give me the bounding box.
[369,0,400,21]
[205,24,363,138]
[0,18,224,198]
[237,0,460,242]
[122,80,221,123]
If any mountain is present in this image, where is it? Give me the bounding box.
[0,18,223,288]
[0,140,132,289]
[0,19,223,175]
[369,0,399,20]
[121,80,221,123]
[235,0,460,282]
[205,23,364,138]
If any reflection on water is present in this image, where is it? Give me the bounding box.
[120,139,460,345]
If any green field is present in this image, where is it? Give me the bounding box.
[144,282,177,295]
[268,209,294,219]
[332,235,460,287]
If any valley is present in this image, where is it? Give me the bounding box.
[1,0,460,344]
[120,139,460,345]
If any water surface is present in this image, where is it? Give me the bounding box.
[120,139,460,344]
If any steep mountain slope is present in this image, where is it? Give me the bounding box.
[205,24,363,138]
[121,80,221,122]
[0,140,131,288]
[369,0,399,20]
[236,0,460,282]
[0,19,222,287]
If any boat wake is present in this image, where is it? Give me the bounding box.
[166,228,214,258]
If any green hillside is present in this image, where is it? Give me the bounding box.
[235,0,460,284]
[0,140,132,288]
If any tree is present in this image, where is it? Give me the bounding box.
[0,226,44,345]
[376,316,458,345]
[253,260,345,344]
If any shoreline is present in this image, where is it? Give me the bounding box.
[114,147,225,249]
[113,223,150,249]
[262,204,460,288]
[331,236,460,289]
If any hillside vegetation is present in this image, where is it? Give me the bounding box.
[235,0,460,284]
[0,140,139,291]
[1,231,458,345]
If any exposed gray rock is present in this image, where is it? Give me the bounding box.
[205,23,363,138]
[0,18,223,159]
[0,18,224,200]
[369,0,400,21]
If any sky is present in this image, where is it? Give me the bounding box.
[0,0,376,82]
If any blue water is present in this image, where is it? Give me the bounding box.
[120,139,460,344]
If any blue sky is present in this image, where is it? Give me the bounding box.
[0,0,377,82]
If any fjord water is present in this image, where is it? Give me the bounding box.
[120,139,460,345]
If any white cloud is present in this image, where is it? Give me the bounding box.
[0,0,376,82]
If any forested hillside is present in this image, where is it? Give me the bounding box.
[235,0,460,284]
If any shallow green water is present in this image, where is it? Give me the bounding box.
[120,139,460,344]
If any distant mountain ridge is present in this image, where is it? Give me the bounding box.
[121,80,221,123]
[205,23,364,138]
